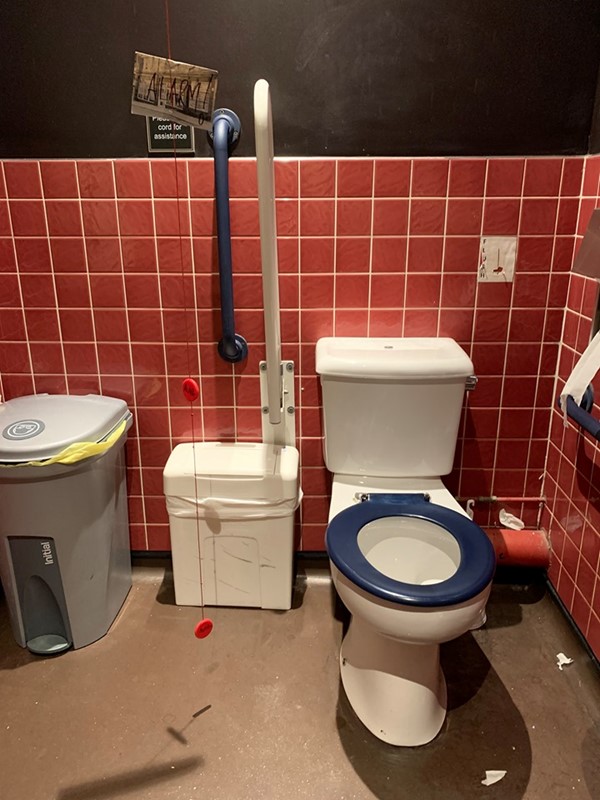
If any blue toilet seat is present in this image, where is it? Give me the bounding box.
[325,494,496,607]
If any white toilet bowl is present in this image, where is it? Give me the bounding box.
[326,478,495,746]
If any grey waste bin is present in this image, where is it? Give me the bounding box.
[0,394,133,655]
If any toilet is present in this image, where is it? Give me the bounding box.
[316,337,496,747]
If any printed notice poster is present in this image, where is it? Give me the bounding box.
[131,52,218,130]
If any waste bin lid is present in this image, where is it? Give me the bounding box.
[0,394,129,463]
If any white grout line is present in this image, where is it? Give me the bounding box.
[36,162,69,391]
[572,155,600,628]
[401,162,414,336]
[110,161,148,550]
[148,160,174,450]
[73,160,102,388]
[488,161,527,501]
[457,158,489,501]
[366,161,376,336]
[546,157,594,605]
[185,160,206,443]
[526,158,566,517]
[435,164,451,337]
[1,162,36,395]
[292,161,301,403]
[294,162,304,544]
[331,163,339,333]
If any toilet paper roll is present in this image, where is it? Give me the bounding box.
[559,329,600,425]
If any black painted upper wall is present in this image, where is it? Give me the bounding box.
[2,0,600,158]
[589,62,600,153]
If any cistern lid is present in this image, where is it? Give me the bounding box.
[315,338,473,380]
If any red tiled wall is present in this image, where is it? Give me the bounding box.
[544,155,600,659]
[0,157,582,553]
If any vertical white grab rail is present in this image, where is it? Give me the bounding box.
[254,79,283,431]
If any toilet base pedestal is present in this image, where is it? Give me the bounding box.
[340,616,447,746]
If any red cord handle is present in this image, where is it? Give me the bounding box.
[182,377,200,403]
[194,619,214,639]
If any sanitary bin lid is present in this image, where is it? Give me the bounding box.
[164,442,299,503]
[0,394,129,463]
[316,337,473,380]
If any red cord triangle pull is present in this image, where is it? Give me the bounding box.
[182,377,200,403]
[194,618,214,639]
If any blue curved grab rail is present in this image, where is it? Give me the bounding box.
[558,384,600,440]
[209,109,248,363]
[564,395,600,439]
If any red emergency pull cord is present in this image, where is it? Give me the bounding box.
[164,0,212,639]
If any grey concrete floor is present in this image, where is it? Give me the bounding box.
[0,561,599,800]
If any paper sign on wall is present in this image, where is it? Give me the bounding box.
[131,51,218,130]
[146,117,195,154]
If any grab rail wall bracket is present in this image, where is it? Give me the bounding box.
[208,109,248,364]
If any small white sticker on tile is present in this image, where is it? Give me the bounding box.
[478,236,517,282]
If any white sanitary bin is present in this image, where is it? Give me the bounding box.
[164,442,300,610]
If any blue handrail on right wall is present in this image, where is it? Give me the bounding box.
[209,109,248,364]
[558,384,600,440]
